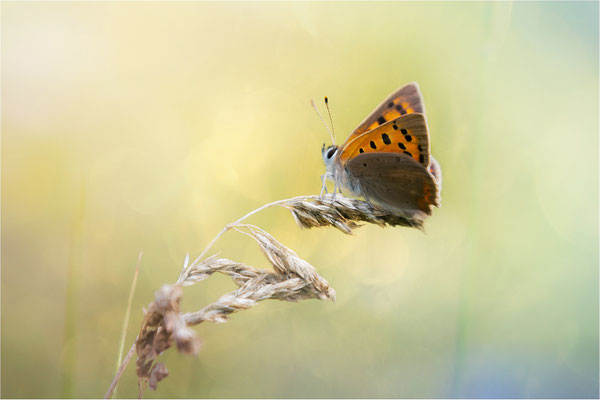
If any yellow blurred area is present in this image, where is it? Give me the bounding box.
[1,2,598,398]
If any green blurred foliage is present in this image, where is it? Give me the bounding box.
[2,2,598,398]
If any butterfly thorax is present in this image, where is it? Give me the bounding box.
[322,144,363,196]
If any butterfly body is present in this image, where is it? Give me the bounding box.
[321,83,442,220]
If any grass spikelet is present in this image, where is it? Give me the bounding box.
[177,255,261,287]
[233,223,335,300]
[284,194,423,232]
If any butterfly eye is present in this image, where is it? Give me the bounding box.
[326,148,336,159]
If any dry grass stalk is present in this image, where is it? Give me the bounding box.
[105,193,422,398]
[112,252,142,399]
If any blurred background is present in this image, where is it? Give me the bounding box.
[2,1,598,398]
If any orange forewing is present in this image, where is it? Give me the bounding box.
[343,82,425,145]
[339,113,430,167]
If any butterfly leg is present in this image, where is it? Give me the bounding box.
[331,171,340,202]
[332,181,344,202]
[319,174,329,199]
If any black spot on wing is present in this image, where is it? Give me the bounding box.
[395,104,407,115]
[382,133,391,145]
[377,116,386,125]
[405,135,413,142]
[398,143,406,150]
[359,148,364,153]
[370,141,377,149]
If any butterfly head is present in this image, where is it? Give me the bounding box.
[322,143,339,169]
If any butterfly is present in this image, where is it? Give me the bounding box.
[321,82,442,220]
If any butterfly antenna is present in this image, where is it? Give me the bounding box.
[311,98,335,145]
[324,96,336,145]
